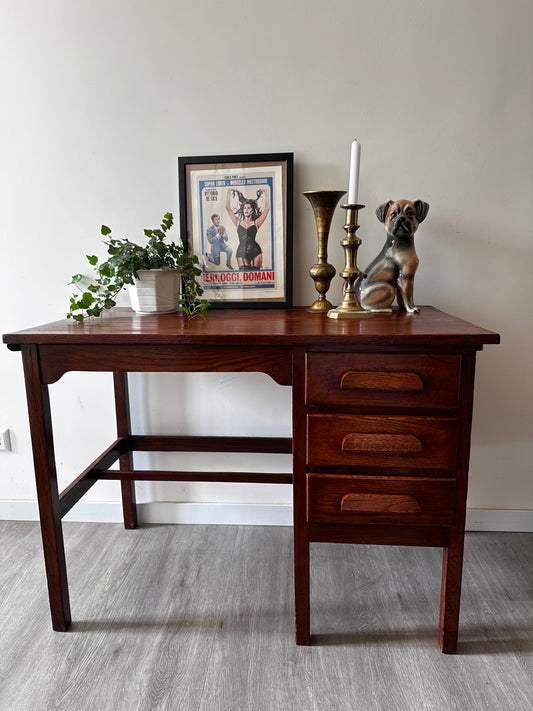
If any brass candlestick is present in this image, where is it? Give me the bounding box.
[327,204,373,319]
[303,190,346,313]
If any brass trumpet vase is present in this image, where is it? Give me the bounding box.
[327,203,373,319]
[303,190,346,313]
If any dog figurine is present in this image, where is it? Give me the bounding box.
[355,199,429,313]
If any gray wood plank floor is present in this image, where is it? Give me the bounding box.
[0,521,531,711]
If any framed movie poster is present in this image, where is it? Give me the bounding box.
[178,153,293,308]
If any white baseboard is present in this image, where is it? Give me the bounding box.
[465,508,533,532]
[1,501,532,532]
[0,500,124,523]
[0,500,293,527]
[139,502,293,526]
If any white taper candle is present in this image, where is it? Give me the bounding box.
[348,139,361,204]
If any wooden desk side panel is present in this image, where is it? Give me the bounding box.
[38,344,293,386]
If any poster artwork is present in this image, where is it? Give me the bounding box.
[189,167,285,300]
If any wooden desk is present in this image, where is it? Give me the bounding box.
[3,306,499,652]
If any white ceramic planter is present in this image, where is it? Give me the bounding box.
[126,269,181,314]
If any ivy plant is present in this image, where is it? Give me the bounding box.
[67,212,209,321]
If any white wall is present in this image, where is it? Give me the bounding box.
[1,0,532,530]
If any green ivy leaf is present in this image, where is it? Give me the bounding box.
[79,292,96,308]
[87,307,103,317]
[99,263,114,278]
[101,225,111,236]
[162,213,173,231]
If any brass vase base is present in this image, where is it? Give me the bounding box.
[307,298,334,313]
[327,203,373,320]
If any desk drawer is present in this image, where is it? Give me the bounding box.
[306,353,461,408]
[307,414,459,469]
[306,474,455,525]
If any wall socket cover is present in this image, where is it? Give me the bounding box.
[0,429,11,451]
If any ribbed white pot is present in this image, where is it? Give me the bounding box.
[126,269,181,314]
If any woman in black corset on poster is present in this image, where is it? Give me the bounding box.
[225,186,270,269]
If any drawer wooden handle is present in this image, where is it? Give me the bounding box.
[341,433,423,453]
[340,493,421,514]
[340,371,424,392]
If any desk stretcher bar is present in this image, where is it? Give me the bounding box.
[59,435,293,518]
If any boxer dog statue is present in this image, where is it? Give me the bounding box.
[355,199,429,313]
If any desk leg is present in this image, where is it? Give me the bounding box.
[292,348,311,644]
[438,348,476,654]
[22,345,71,631]
[438,536,465,654]
[294,533,311,645]
[113,372,137,529]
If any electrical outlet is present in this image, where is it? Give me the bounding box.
[0,429,12,451]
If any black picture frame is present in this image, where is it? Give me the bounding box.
[178,153,293,308]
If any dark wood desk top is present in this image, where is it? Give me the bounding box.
[3,306,500,350]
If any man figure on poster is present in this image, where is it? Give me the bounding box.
[205,213,234,270]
